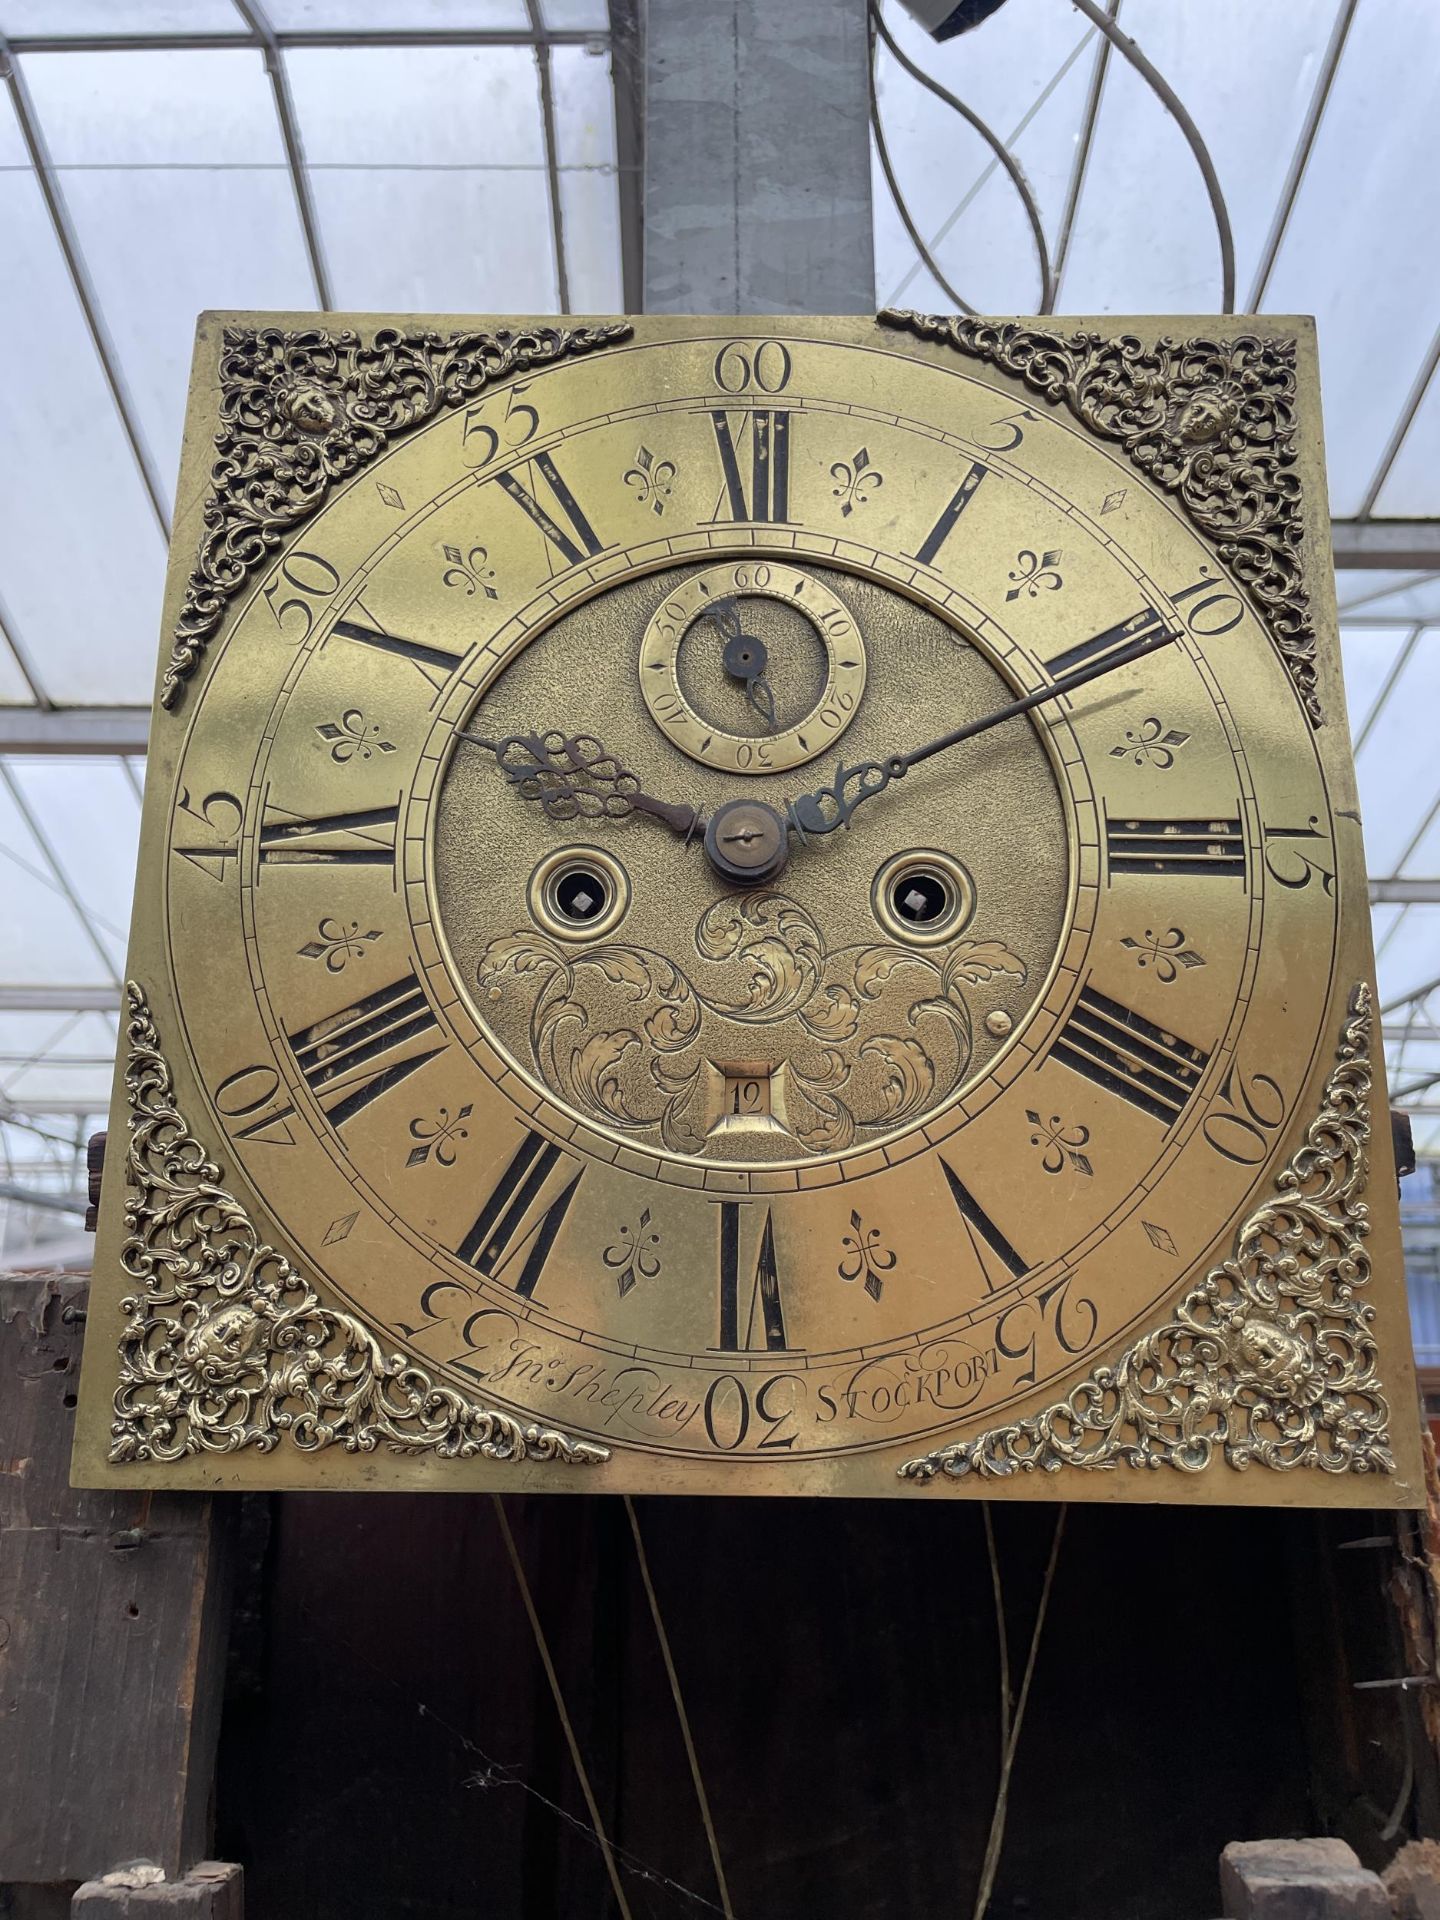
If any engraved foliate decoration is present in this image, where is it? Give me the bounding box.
[475,891,1027,1157]
[879,310,1320,726]
[165,321,633,707]
[110,981,608,1468]
[900,987,1389,1483]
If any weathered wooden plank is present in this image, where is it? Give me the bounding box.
[0,1276,233,1885]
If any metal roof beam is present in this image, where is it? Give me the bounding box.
[0,988,122,1013]
[3,29,606,52]
[1371,879,1440,904]
[1331,522,1440,568]
[0,709,150,754]
[231,0,333,310]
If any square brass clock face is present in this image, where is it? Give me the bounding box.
[73,309,1424,1505]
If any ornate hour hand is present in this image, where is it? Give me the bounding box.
[460,728,704,840]
[786,620,1181,839]
[708,596,778,730]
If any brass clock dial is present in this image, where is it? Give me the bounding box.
[74,312,1422,1506]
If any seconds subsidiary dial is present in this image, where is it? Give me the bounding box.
[638,561,868,774]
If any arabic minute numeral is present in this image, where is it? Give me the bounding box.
[1263,818,1335,894]
[994,1273,1098,1389]
[975,407,1036,453]
[1202,1060,1285,1166]
[212,1062,297,1147]
[460,381,540,470]
[261,549,340,641]
[172,788,242,882]
[711,338,792,394]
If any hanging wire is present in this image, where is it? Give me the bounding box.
[972,1505,1068,1920]
[869,10,976,313]
[623,1497,737,1920]
[1065,0,1235,312]
[490,1497,637,1920]
[886,23,1094,312]
[868,0,1056,314]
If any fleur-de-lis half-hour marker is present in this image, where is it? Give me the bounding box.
[1110,716,1189,770]
[1120,926,1205,984]
[1005,547,1064,600]
[603,1209,662,1295]
[622,445,677,515]
[830,446,885,517]
[315,711,395,763]
[441,542,498,599]
[1026,1110,1093,1177]
[406,1105,474,1170]
[838,1209,896,1301]
[298,917,384,973]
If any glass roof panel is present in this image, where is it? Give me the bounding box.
[550,42,621,311]
[1058,0,1340,314]
[0,780,116,989]
[5,759,140,974]
[21,48,318,494]
[0,145,167,704]
[1375,906,1440,1007]
[0,0,242,33]
[1262,0,1440,516]
[1337,624,1414,743]
[285,44,557,311]
[0,633,35,704]
[538,0,608,27]
[1376,367,1440,517]
[0,1011,121,1111]
[1353,634,1440,874]
[1336,573,1440,621]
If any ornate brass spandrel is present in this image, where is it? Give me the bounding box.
[900,985,1389,1483]
[110,980,609,1468]
[166,320,632,709]
[879,310,1319,726]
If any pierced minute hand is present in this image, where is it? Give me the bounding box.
[786,622,1180,838]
